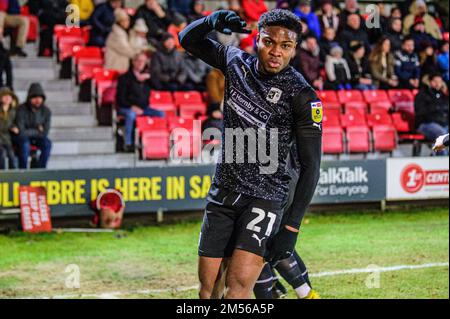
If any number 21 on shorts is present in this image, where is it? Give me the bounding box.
[246,208,277,236]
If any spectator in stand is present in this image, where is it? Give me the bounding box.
[0,87,18,169]
[216,1,246,47]
[89,0,123,47]
[293,0,321,39]
[346,41,375,90]
[390,7,402,20]
[276,0,297,10]
[167,0,193,17]
[204,68,224,133]
[116,52,164,152]
[240,33,256,55]
[386,18,404,53]
[419,45,439,84]
[129,18,156,54]
[28,0,68,57]
[0,37,12,89]
[437,41,449,82]
[409,17,438,52]
[188,0,206,23]
[291,34,323,91]
[369,37,399,89]
[325,45,352,90]
[167,12,187,51]
[337,13,370,53]
[183,52,210,91]
[105,8,140,72]
[13,83,52,169]
[0,0,29,57]
[318,27,338,63]
[403,0,442,41]
[339,0,361,31]
[241,0,268,25]
[395,36,421,89]
[316,0,340,34]
[134,0,173,46]
[70,0,95,25]
[150,33,187,91]
[414,73,449,155]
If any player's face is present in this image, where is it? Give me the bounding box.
[256,26,297,75]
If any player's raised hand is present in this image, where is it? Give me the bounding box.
[206,10,251,35]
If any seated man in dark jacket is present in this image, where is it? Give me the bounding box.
[414,73,449,155]
[12,83,52,169]
[88,0,122,47]
[116,52,164,152]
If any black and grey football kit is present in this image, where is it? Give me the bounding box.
[179,17,322,258]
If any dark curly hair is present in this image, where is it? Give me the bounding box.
[258,9,302,41]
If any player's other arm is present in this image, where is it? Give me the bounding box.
[286,88,322,230]
[179,10,250,71]
[266,88,322,264]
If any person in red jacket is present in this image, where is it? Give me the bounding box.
[241,0,268,24]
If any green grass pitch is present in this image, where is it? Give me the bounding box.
[0,206,448,299]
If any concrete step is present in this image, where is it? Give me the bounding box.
[13,79,72,91]
[14,68,56,80]
[47,153,135,170]
[49,127,113,141]
[11,57,54,69]
[49,105,92,116]
[52,115,97,128]
[16,90,76,103]
[52,140,115,156]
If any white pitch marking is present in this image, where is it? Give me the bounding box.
[24,262,449,299]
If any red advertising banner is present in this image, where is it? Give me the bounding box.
[19,186,52,233]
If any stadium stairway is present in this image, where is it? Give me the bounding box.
[12,44,135,170]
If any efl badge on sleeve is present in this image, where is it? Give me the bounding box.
[311,101,323,123]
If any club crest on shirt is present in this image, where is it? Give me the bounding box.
[266,87,282,104]
[311,101,323,123]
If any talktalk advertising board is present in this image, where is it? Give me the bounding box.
[19,186,52,233]
[387,157,449,200]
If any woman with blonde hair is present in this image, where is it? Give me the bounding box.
[0,87,19,169]
[369,36,399,89]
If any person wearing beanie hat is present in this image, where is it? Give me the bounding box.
[188,0,206,23]
[12,83,52,169]
[0,87,19,169]
[410,15,438,52]
[130,18,157,53]
[105,8,141,72]
[294,0,322,38]
[325,44,352,90]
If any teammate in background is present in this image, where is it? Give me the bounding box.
[433,133,449,152]
[179,9,322,299]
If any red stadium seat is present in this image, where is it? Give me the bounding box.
[169,118,202,158]
[317,90,339,103]
[366,112,393,128]
[363,90,389,104]
[346,126,371,153]
[340,112,367,128]
[370,101,393,114]
[142,130,170,160]
[337,90,364,104]
[77,61,104,84]
[391,112,425,141]
[323,127,344,154]
[179,103,207,119]
[93,68,120,83]
[58,37,85,61]
[323,112,341,128]
[54,25,83,42]
[174,91,203,105]
[345,101,368,114]
[150,91,177,117]
[93,69,120,106]
[72,46,103,65]
[136,117,168,137]
[372,125,397,152]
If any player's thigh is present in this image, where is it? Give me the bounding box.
[226,249,265,292]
